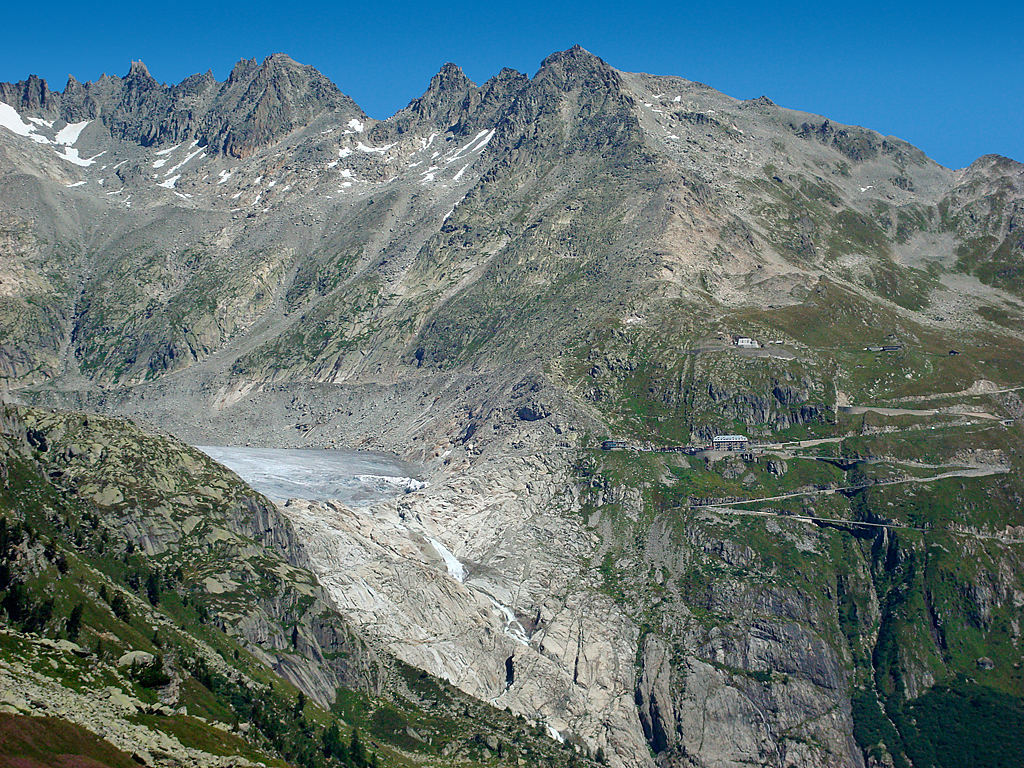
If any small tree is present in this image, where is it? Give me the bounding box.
[109,592,130,623]
[350,727,366,767]
[146,572,160,606]
[66,602,84,641]
[323,722,348,761]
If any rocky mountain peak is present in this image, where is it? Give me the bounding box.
[261,52,302,70]
[969,153,1024,176]
[431,62,475,92]
[741,95,776,108]
[126,60,156,84]
[387,62,478,135]
[535,44,620,91]
[228,57,260,83]
[0,74,58,117]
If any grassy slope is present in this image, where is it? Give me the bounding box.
[0,405,593,768]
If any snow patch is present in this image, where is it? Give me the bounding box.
[0,102,36,137]
[347,118,365,132]
[339,147,353,157]
[217,169,233,184]
[419,132,439,151]
[27,117,53,128]
[56,147,104,167]
[64,180,87,188]
[165,146,204,175]
[446,129,494,164]
[356,141,394,154]
[55,120,89,146]
[158,174,180,189]
[154,144,180,156]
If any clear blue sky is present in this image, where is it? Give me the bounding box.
[2,1,1021,169]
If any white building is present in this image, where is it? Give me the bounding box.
[713,434,750,450]
[736,337,759,349]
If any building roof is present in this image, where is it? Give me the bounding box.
[713,434,749,441]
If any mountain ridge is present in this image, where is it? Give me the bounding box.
[1,46,1023,768]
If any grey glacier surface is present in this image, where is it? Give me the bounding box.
[195,445,425,504]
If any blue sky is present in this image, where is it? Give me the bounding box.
[2,1,1021,169]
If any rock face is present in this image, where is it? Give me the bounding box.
[1,405,386,707]
[0,403,602,768]
[5,54,364,157]
[280,450,647,765]
[2,47,1024,768]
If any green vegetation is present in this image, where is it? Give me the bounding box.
[574,398,1024,767]
[0,404,595,768]
[0,713,138,768]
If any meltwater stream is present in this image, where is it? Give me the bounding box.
[196,446,426,506]
[197,445,532,652]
